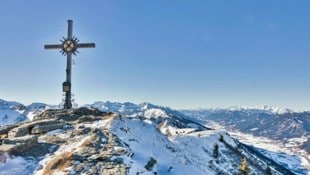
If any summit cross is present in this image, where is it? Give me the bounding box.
[44,20,95,109]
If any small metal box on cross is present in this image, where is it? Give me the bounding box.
[44,20,95,109]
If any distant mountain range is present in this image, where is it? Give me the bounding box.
[0,99,57,125]
[181,107,310,150]
[0,99,308,174]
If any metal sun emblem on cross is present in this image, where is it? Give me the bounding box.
[63,39,76,52]
[60,37,80,55]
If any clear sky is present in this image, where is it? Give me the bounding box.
[0,1,309,110]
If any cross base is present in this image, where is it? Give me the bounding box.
[62,81,72,109]
[64,93,72,109]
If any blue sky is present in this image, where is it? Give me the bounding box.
[0,1,309,110]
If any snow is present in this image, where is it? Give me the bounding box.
[26,111,37,121]
[81,115,115,129]
[194,105,294,114]
[0,153,36,175]
[143,119,152,124]
[110,116,241,175]
[249,128,258,131]
[229,131,309,175]
[45,129,64,136]
[0,109,25,126]
[182,106,310,174]
[144,108,168,119]
[0,99,59,126]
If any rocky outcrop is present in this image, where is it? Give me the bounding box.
[0,135,38,154]
[0,107,127,175]
[70,128,128,174]
[7,125,29,138]
[0,124,18,135]
[34,107,108,121]
[31,123,65,134]
[7,119,64,138]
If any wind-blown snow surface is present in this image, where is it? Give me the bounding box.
[0,153,36,175]
[110,116,239,174]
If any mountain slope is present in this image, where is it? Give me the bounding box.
[182,107,310,174]
[182,108,310,140]
[88,101,304,174]
[0,99,28,126]
[0,99,57,125]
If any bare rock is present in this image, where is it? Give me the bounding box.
[31,123,65,134]
[0,124,18,135]
[1,135,38,154]
[8,119,60,138]
[8,126,29,138]
[1,107,127,174]
[77,115,104,123]
[41,135,66,144]
[113,146,127,155]
[101,163,127,175]
[34,107,108,121]
[74,107,107,116]
[0,144,15,153]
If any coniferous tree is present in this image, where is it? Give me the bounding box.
[239,157,249,174]
[213,143,219,159]
[219,134,224,142]
[265,166,272,175]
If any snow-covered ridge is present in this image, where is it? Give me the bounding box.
[191,105,295,114]
[86,101,185,120]
[0,99,57,125]
[86,101,208,130]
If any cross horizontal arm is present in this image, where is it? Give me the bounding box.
[44,44,63,49]
[76,43,95,48]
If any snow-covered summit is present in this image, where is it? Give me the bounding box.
[0,99,57,124]
[0,99,24,110]
[88,101,138,115]
[0,99,27,126]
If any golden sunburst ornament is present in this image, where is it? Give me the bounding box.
[60,37,79,55]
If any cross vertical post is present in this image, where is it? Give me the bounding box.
[65,20,73,109]
[44,20,95,109]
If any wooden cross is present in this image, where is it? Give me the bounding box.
[44,20,95,109]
